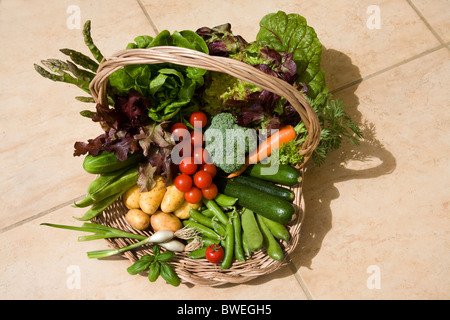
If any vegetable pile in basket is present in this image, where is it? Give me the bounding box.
[37,11,362,286]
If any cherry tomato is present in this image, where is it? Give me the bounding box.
[201,183,218,200]
[185,186,202,204]
[190,130,204,148]
[199,163,217,178]
[189,111,208,128]
[193,170,212,189]
[205,244,224,264]
[179,157,197,175]
[174,174,193,192]
[171,123,189,142]
[193,147,210,165]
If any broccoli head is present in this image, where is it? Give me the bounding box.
[204,113,257,173]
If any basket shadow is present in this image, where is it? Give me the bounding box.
[215,47,397,289]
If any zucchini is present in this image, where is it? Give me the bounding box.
[83,151,144,174]
[215,178,295,224]
[231,175,295,202]
[244,163,302,186]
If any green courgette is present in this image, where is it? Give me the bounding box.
[215,178,295,224]
[231,175,295,202]
[244,163,302,186]
[82,151,144,174]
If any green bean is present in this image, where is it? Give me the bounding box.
[256,214,283,261]
[82,20,104,63]
[148,261,160,282]
[189,208,214,228]
[203,198,229,225]
[241,208,263,251]
[214,193,238,207]
[230,210,245,262]
[90,166,138,202]
[259,215,290,242]
[187,246,207,259]
[73,190,124,221]
[72,194,95,208]
[160,262,180,286]
[182,220,221,241]
[221,221,234,270]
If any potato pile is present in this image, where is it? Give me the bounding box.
[122,175,202,232]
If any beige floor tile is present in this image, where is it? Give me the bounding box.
[140,0,441,91]
[291,48,450,299]
[0,0,154,229]
[410,0,450,42]
[0,204,308,299]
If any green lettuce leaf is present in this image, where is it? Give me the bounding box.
[256,11,326,98]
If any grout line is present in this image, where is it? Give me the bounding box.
[330,43,447,94]
[0,195,85,234]
[287,255,315,300]
[136,0,160,35]
[406,0,446,46]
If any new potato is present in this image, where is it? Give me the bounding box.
[125,208,150,230]
[139,176,167,215]
[160,185,185,213]
[173,201,202,220]
[151,211,182,232]
[123,184,140,209]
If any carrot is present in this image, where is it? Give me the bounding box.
[227,125,297,178]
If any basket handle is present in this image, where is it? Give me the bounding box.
[89,46,321,164]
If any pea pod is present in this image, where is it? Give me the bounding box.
[148,261,160,282]
[242,231,251,258]
[72,194,95,208]
[90,166,138,202]
[202,198,229,225]
[240,208,263,252]
[187,247,207,259]
[230,210,245,262]
[221,221,234,270]
[86,167,129,195]
[256,214,283,261]
[189,208,214,228]
[259,215,290,242]
[214,193,238,207]
[160,262,180,287]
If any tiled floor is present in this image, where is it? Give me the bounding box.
[0,0,448,300]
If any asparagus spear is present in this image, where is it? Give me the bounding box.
[83,20,104,63]
[59,48,99,72]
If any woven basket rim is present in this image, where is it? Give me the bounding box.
[88,46,319,286]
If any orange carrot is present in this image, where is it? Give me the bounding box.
[227,125,297,178]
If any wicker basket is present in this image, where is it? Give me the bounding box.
[89,46,321,286]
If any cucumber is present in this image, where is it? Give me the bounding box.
[83,151,144,174]
[244,163,302,186]
[231,175,295,202]
[215,178,295,224]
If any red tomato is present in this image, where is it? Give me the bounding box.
[179,157,197,175]
[171,123,189,142]
[193,171,212,189]
[193,147,210,165]
[174,174,193,192]
[184,186,202,204]
[199,163,217,178]
[189,111,208,128]
[190,130,204,148]
[201,183,218,199]
[205,244,224,264]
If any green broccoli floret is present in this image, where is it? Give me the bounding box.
[204,113,257,173]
